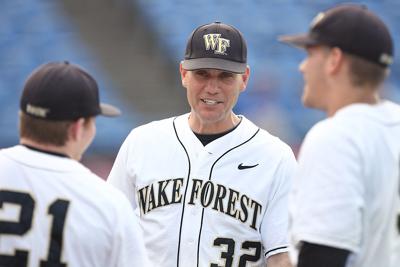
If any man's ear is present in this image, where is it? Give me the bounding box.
[327,47,344,75]
[68,118,85,142]
[239,66,250,92]
[180,62,188,87]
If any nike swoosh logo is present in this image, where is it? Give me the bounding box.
[238,163,259,170]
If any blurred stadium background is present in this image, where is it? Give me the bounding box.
[1,0,399,178]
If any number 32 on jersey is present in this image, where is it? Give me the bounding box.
[0,190,69,267]
[212,237,262,267]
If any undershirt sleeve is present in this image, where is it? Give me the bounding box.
[298,242,350,267]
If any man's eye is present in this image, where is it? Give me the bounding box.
[195,71,208,77]
[220,72,234,79]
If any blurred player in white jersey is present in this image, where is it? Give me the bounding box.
[108,22,296,267]
[0,61,149,267]
[280,4,400,267]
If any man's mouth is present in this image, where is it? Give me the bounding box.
[201,99,221,105]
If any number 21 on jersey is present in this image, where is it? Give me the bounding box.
[0,190,70,267]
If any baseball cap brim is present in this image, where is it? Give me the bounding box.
[182,58,247,74]
[278,33,320,49]
[100,103,121,117]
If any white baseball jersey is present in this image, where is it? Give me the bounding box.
[289,101,400,267]
[0,145,149,267]
[108,113,297,267]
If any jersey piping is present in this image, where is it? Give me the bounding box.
[196,128,260,267]
[174,116,192,267]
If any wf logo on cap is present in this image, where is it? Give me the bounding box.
[203,34,230,55]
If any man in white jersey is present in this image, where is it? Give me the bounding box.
[108,22,296,267]
[279,4,400,267]
[0,61,149,267]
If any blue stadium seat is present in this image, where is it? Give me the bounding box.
[133,0,400,146]
[0,0,140,151]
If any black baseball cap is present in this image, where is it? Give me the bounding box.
[279,4,394,68]
[182,21,247,73]
[20,61,121,120]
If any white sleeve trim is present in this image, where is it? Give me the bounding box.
[264,245,289,258]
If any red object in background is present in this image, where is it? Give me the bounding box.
[81,154,115,180]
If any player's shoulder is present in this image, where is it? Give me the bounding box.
[306,101,400,144]
[301,107,372,156]
[76,168,126,198]
[306,103,370,140]
[0,146,18,169]
[241,116,295,158]
[77,171,133,212]
[259,129,294,157]
[302,116,348,151]
[333,101,400,128]
[0,145,131,215]
[92,177,131,203]
[0,145,89,174]
[0,145,20,157]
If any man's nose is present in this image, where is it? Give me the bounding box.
[205,78,219,94]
